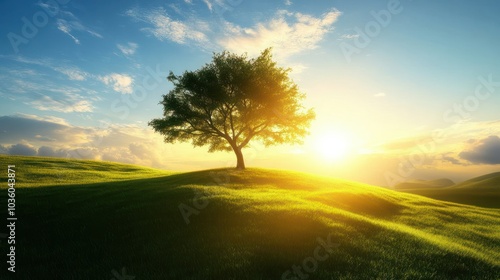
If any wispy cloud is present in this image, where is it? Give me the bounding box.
[57,19,81,44]
[126,8,209,45]
[284,0,292,6]
[218,9,341,59]
[16,82,93,113]
[54,8,102,44]
[126,6,339,60]
[374,92,386,97]
[15,113,70,125]
[201,0,215,11]
[117,42,138,56]
[0,67,40,78]
[0,57,95,113]
[340,34,359,40]
[201,0,240,12]
[0,55,137,112]
[99,73,134,94]
[53,66,88,81]
[4,55,89,81]
[30,93,92,113]
[378,120,500,162]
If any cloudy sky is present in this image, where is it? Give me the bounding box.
[1,0,500,186]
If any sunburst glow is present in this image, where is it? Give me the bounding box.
[313,132,351,161]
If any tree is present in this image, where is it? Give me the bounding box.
[149,48,315,169]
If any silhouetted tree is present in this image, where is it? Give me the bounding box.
[149,48,315,169]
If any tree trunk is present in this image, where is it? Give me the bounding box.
[233,146,245,170]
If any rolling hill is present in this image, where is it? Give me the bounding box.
[453,172,500,189]
[0,155,499,279]
[395,178,455,189]
[397,172,500,209]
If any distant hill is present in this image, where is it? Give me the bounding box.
[452,172,500,189]
[395,178,455,189]
[398,172,500,208]
[0,155,499,279]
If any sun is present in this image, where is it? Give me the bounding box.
[313,132,351,162]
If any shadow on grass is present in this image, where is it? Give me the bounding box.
[1,167,499,279]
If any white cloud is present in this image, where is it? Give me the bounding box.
[379,120,500,157]
[117,42,138,56]
[15,113,70,126]
[288,63,307,74]
[54,66,88,81]
[218,9,341,59]
[6,55,89,81]
[0,115,178,169]
[99,73,134,94]
[0,73,94,113]
[341,34,360,40]
[30,93,93,113]
[126,7,340,60]
[55,12,102,45]
[202,0,214,11]
[126,8,208,45]
[0,56,104,113]
[284,0,292,6]
[57,19,81,44]
[374,92,386,97]
[201,0,235,12]
[6,55,48,66]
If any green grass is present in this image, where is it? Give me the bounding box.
[0,155,499,279]
[453,172,500,189]
[395,178,455,189]
[398,172,500,208]
[1,155,174,187]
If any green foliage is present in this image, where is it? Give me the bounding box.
[149,48,315,168]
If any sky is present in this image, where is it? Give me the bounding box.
[1,0,500,186]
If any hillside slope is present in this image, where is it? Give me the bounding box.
[0,155,499,279]
[399,172,500,208]
[395,178,455,189]
[452,172,500,189]
[0,155,173,187]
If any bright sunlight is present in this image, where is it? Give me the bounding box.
[313,131,351,162]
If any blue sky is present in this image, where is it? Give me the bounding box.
[1,0,500,186]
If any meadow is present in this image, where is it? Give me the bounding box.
[0,155,499,279]
[397,173,500,209]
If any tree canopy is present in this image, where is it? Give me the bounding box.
[149,48,315,169]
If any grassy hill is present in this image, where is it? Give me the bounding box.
[398,173,500,209]
[452,172,500,189]
[395,178,455,189]
[1,155,499,279]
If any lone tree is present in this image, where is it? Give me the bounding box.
[149,48,315,169]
